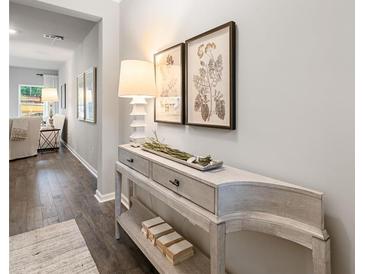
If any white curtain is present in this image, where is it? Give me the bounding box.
[43,74,59,119]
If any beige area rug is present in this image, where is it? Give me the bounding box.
[10,219,99,274]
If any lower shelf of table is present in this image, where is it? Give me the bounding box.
[116,197,211,274]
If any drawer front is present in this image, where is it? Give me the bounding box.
[151,163,215,213]
[118,148,149,177]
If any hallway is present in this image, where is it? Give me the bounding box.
[9,146,155,274]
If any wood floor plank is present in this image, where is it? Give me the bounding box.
[26,206,43,231]
[9,145,154,273]
[40,192,58,220]
[9,201,27,236]
[44,216,59,226]
[14,176,27,202]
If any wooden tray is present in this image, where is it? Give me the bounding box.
[141,148,223,171]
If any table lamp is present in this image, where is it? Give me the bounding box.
[41,87,59,128]
[118,60,156,146]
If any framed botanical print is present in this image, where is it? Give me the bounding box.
[84,67,97,123]
[60,84,63,108]
[77,73,85,120]
[154,43,185,124]
[185,21,236,129]
[61,83,66,109]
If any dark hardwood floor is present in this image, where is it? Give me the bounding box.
[9,145,156,274]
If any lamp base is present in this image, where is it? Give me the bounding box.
[129,97,148,145]
[48,103,55,128]
[48,117,55,128]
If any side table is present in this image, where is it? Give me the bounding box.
[38,127,60,152]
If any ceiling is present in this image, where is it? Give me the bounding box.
[9,2,96,70]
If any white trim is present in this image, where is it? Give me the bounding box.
[61,140,130,208]
[94,190,114,202]
[61,140,129,208]
[61,140,98,178]
[94,190,130,209]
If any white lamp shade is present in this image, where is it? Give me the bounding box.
[42,88,59,102]
[118,60,156,98]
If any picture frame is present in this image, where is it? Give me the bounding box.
[77,73,85,120]
[84,67,97,123]
[60,84,63,108]
[154,43,185,124]
[185,21,236,129]
[61,83,66,109]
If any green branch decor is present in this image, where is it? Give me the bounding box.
[141,132,223,171]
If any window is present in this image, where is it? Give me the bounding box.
[19,85,44,117]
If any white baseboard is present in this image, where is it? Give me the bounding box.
[94,190,114,202]
[61,141,129,209]
[61,140,98,178]
[94,190,130,209]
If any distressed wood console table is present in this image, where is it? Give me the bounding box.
[115,144,331,274]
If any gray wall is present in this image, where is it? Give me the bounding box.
[119,0,354,273]
[40,0,120,195]
[9,66,58,117]
[58,23,98,172]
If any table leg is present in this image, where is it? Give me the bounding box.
[312,237,331,274]
[126,178,135,208]
[115,171,122,239]
[210,222,226,274]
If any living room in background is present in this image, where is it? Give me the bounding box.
[9,0,122,272]
[18,84,43,117]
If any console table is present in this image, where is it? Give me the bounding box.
[115,144,331,274]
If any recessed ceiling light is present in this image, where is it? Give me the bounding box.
[9,28,17,35]
[43,34,64,41]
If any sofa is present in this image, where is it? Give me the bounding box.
[9,116,42,160]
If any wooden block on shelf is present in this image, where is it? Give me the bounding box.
[156,231,184,255]
[148,223,174,245]
[141,227,148,238]
[166,240,194,265]
[141,217,165,238]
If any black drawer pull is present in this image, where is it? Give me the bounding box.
[126,158,134,163]
[169,179,180,187]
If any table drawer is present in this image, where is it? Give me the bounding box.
[119,147,149,177]
[151,163,215,213]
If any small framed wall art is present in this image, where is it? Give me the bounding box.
[185,21,236,129]
[84,67,97,123]
[61,83,66,109]
[60,84,63,108]
[77,73,85,120]
[154,43,185,124]
[76,67,97,123]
